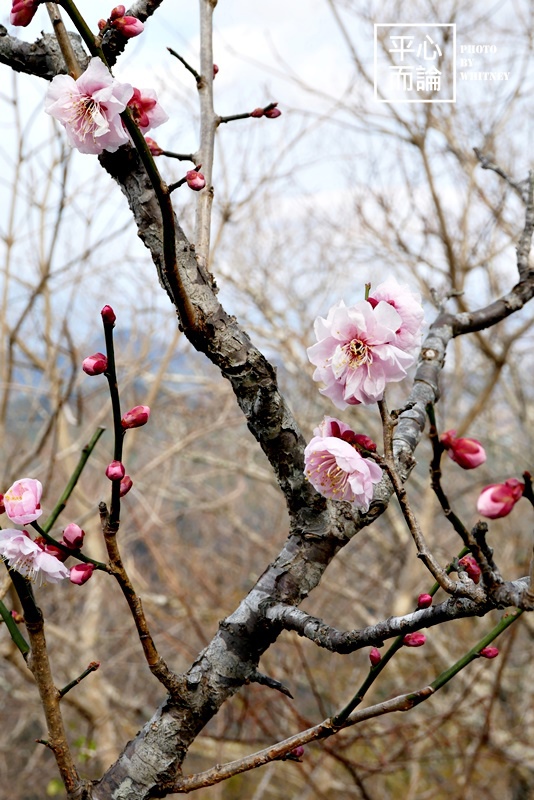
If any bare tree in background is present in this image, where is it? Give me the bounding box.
[1,2,534,799]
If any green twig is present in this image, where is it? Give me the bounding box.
[0,597,30,656]
[42,427,106,534]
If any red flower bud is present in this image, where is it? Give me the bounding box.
[121,405,150,429]
[477,478,524,519]
[403,632,426,647]
[98,18,107,30]
[111,15,144,38]
[250,108,264,118]
[70,563,95,585]
[417,593,432,609]
[119,475,133,496]
[0,494,4,514]
[264,107,282,119]
[458,555,481,584]
[369,647,382,666]
[10,0,39,27]
[101,305,116,325]
[110,5,126,19]
[82,353,108,376]
[186,169,206,191]
[290,746,305,759]
[61,523,85,550]
[145,137,163,156]
[106,461,125,481]
[213,64,219,78]
[479,646,499,659]
[440,429,486,470]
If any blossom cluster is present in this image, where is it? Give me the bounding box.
[0,479,93,586]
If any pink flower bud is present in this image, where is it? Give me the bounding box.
[250,108,264,118]
[121,405,150,429]
[10,0,39,27]
[417,593,432,609]
[350,433,377,452]
[119,475,133,496]
[477,478,524,519]
[82,353,108,376]
[61,523,85,550]
[479,646,499,659]
[106,461,125,481]
[145,137,163,156]
[111,15,144,38]
[101,305,116,325]
[290,746,305,759]
[110,5,126,19]
[458,555,481,584]
[264,105,282,119]
[213,64,219,78]
[70,563,95,585]
[98,18,107,30]
[403,632,426,647]
[0,494,4,514]
[440,430,486,470]
[11,609,23,623]
[186,169,206,191]
[369,647,382,666]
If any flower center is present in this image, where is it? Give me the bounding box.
[343,338,372,368]
[69,95,107,141]
[307,453,348,496]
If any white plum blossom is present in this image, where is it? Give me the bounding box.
[45,57,133,155]
[367,278,425,355]
[0,529,69,585]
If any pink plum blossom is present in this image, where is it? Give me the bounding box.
[403,632,426,647]
[121,405,150,429]
[440,430,486,470]
[106,461,125,481]
[10,0,39,26]
[82,352,108,375]
[304,418,382,511]
[45,57,133,155]
[186,168,206,191]
[477,478,524,519]
[111,14,144,38]
[70,563,95,585]
[0,529,69,585]
[307,299,416,408]
[61,523,85,550]
[367,278,425,355]
[4,478,42,524]
[127,88,168,133]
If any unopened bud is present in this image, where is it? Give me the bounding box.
[417,593,432,609]
[403,632,426,647]
[213,64,219,78]
[290,745,305,759]
[264,106,282,119]
[101,305,116,325]
[121,405,150,429]
[70,563,95,585]
[110,5,125,19]
[145,137,163,156]
[0,494,4,514]
[82,353,108,376]
[62,523,85,550]
[106,461,125,481]
[11,609,24,623]
[479,646,499,659]
[111,15,144,38]
[458,555,481,584]
[186,168,206,191]
[98,18,107,30]
[250,108,264,118]
[369,647,382,666]
[119,475,133,496]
